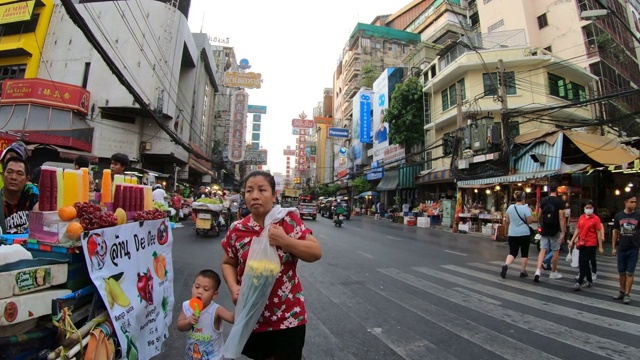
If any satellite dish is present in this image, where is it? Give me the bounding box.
[239,58,251,70]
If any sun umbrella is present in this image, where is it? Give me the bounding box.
[357,191,379,198]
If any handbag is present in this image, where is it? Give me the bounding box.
[514,205,535,237]
[576,237,586,249]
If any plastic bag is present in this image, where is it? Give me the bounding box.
[565,252,572,263]
[223,206,297,358]
[571,248,579,268]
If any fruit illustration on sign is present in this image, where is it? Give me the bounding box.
[152,251,167,280]
[137,268,154,305]
[104,274,130,308]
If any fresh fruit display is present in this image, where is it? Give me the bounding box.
[114,208,127,225]
[74,201,118,231]
[195,197,223,205]
[133,209,167,221]
[137,268,154,305]
[153,201,169,211]
[58,206,77,221]
[66,221,84,240]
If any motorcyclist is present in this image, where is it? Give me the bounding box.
[334,202,346,222]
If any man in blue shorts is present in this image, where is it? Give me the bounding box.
[534,184,566,282]
[612,193,640,304]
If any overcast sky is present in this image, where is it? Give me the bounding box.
[187,0,412,174]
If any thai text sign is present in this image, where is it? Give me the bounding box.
[292,118,314,128]
[228,90,248,162]
[283,149,296,156]
[247,105,267,114]
[0,1,34,25]
[223,72,262,89]
[1,78,90,115]
[81,219,174,360]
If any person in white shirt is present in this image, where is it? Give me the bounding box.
[152,184,168,206]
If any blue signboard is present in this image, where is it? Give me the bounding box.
[252,123,261,132]
[252,114,261,123]
[328,127,350,139]
[248,105,267,114]
[360,92,372,143]
[251,132,260,141]
[366,167,384,180]
[250,142,259,151]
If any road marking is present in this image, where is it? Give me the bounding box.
[386,236,403,240]
[416,266,640,336]
[372,269,561,360]
[356,251,374,259]
[380,268,639,360]
[444,250,467,256]
[317,234,328,239]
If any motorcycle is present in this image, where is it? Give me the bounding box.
[333,214,344,227]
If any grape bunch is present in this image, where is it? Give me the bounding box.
[73,202,118,231]
[133,209,168,221]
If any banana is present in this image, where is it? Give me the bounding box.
[108,277,131,307]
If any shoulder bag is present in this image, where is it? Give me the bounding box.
[514,205,535,237]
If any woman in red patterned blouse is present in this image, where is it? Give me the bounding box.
[221,171,322,360]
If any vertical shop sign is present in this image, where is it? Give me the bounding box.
[228,90,248,162]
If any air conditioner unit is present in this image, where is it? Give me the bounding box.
[458,159,469,169]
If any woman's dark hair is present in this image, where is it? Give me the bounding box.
[110,153,130,168]
[242,171,276,193]
[74,155,90,168]
[584,200,595,207]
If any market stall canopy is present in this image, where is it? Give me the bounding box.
[27,144,98,162]
[562,131,638,166]
[357,191,379,198]
[376,170,399,191]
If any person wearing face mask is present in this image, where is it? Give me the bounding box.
[568,201,604,291]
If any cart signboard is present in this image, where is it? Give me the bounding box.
[81,219,174,360]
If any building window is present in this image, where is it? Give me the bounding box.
[487,19,504,33]
[373,41,382,49]
[441,79,466,111]
[0,14,39,36]
[391,44,398,52]
[402,45,408,54]
[548,72,586,101]
[483,72,516,96]
[361,38,370,48]
[425,151,432,170]
[0,64,26,88]
[537,13,548,29]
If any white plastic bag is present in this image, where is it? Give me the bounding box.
[565,252,572,263]
[571,248,580,268]
[223,206,298,358]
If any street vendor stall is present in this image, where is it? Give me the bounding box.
[0,166,175,359]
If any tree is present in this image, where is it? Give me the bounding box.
[384,76,424,150]
[360,63,381,89]
[351,176,371,195]
[317,184,340,197]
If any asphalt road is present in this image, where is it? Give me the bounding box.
[155,214,639,360]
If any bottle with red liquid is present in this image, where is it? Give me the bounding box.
[114,184,124,210]
[50,168,58,210]
[123,185,132,212]
[38,167,52,211]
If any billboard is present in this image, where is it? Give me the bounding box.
[223,71,262,89]
[352,88,372,166]
[228,90,248,162]
[0,1,34,25]
[372,68,405,163]
[1,78,91,115]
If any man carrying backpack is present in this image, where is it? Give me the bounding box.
[534,184,566,282]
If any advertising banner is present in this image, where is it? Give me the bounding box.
[247,105,267,114]
[291,118,314,128]
[228,90,248,162]
[249,142,260,151]
[0,1,34,25]
[357,89,372,144]
[252,123,261,132]
[223,71,262,89]
[328,127,349,139]
[81,219,174,360]
[1,78,91,115]
[245,149,267,165]
[372,68,405,163]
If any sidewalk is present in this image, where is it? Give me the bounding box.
[352,213,491,240]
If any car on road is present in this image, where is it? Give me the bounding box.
[298,202,317,220]
[319,198,336,218]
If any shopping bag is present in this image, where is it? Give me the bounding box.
[571,248,580,268]
[565,252,572,263]
[223,206,298,358]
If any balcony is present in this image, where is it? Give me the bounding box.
[343,64,361,83]
[343,49,362,70]
[343,76,361,101]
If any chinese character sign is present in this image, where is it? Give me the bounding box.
[81,219,174,360]
[1,78,90,115]
[228,90,248,162]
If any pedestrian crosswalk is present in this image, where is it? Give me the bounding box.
[303,252,639,360]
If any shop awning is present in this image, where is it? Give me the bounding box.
[188,159,214,175]
[513,131,564,174]
[562,130,638,166]
[457,170,558,188]
[377,170,399,191]
[398,164,422,188]
[415,166,453,185]
[27,144,99,162]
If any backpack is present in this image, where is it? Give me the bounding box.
[540,197,560,234]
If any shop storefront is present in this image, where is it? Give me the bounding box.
[376,169,399,206]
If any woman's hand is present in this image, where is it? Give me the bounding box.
[230,283,241,305]
[268,223,291,248]
[599,245,604,254]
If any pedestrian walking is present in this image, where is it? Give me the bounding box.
[567,201,604,291]
[612,193,640,304]
[534,184,566,282]
[221,171,322,359]
[501,190,534,278]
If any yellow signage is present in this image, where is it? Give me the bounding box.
[223,71,262,89]
[0,1,35,25]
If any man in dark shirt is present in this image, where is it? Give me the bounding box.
[534,184,566,282]
[1,157,38,234]
[612,193,640,304]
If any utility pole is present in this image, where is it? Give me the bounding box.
[498,59,510,169]
[456,82,463,162]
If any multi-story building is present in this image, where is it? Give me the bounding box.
[33,0,218,187]
[312,88,333,185]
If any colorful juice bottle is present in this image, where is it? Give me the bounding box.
[50,168,58,210]
[63,169,78,207]
[81,168,89,203]
[38,166,52,211]
[113,184,123,210]
[56,168,64,210]
[101,169,112,205]
[144,186,152,211]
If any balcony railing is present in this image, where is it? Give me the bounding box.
[438,29,527,70]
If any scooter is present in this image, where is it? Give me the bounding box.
[333,214,344,227]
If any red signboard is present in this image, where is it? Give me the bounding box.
[291,118,314,128]
[1,78,90,115]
